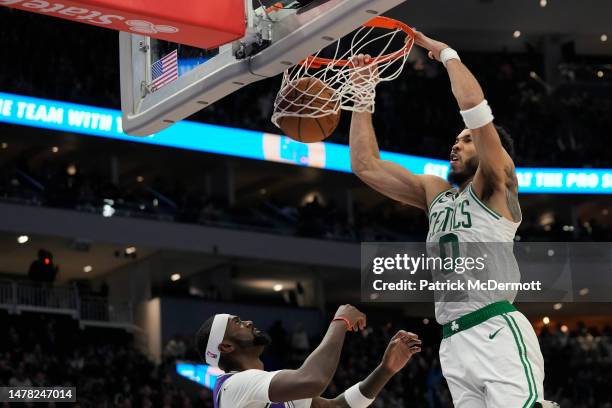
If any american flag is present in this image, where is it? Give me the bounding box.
[150,50,178,92]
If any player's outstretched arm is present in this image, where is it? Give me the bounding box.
[268,305,366,402]
[350,110,451,211]
[310,330,422,408]
[445,57,515,193]
[413,32,519,219]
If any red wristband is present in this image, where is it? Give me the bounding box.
[332,317,351,330]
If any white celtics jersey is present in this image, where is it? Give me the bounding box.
[426,183,521,324]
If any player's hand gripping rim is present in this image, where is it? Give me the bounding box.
[411,30,450,62]
[349,54,380,87]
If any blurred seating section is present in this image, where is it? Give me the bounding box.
[2,309,611,407]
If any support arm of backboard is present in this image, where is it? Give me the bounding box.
[120,0,406,136]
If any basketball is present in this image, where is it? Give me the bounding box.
[276,77,340,143]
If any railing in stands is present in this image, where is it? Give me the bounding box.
[0,280,15,309]
[16,282,78,314]
[0,280,134,328]
[80,296,133,325]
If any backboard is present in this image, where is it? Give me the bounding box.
[119,0,407,136]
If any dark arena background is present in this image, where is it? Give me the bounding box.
[0,1,611,407]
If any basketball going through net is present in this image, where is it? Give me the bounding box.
[272,16,415,143]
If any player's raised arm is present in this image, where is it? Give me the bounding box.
[413,32,519,216]
[310,330,422,408]
[268,305,366,402]
[349,56,450,211]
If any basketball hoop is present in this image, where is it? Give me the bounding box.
[272,16,415,128]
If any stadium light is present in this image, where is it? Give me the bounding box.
[66,164,77,176]
[125,246,137,255]
[102,199,115,217]
[539,212,554,226]
[17,235,29,244]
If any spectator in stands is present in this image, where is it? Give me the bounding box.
[290,322,310,366]
[28,249,59,283]
[164,334,187,362]
[267,319,289,368]
[8,364,32,387]
[193,388,214,408]
[69,350,85,371]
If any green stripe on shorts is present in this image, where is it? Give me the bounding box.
[508,314,538,406]
[502,313,537,408]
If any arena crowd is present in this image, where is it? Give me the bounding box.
[1,311,611,407]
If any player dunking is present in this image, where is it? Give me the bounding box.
[195,305,421,407]
[349,32,558,407]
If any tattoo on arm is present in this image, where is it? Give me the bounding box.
[504,166,521,222]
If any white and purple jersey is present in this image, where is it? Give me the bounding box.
[213,370,312,408]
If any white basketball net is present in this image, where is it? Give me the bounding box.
[271,18,414,128]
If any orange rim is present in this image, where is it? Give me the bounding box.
[299,16,415,69]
